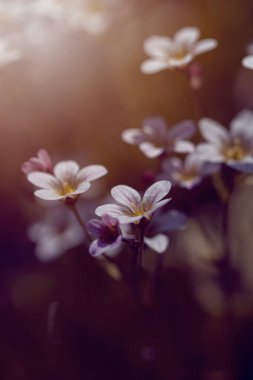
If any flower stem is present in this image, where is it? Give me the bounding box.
[137,225,145,272]
[67,202,90,242]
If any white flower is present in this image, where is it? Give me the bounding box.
[242,55,253,70]
[0,36,22,67]
[95,181,171,224]
[141,26,218,74]
[197,110,253,172]
[27,160,108,201]
[122,117,195,159]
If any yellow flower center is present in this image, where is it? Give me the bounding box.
[178,172,197,181]
[59,182,76,196]
[225,138,247,161]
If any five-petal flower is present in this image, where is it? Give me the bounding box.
[95,181,171,224]
[141,26,218,74]
[27,160,108,201]
[122,117,196,159]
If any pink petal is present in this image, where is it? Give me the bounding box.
[193,39,218,55]
[27,172,59,190]
[111,185,141,209]
[140,59,171,74]
[143,181,171,210]
[77,165,107,183]
[143,35,172,58]
[54,160,79,182]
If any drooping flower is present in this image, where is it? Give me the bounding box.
[27,160,108,201]
[95,181,171,224]
[21,149,53,175]
[28,206,84,261]
[141,26,218,74]
[159,153,218,189]
[87,214,122,256]
[197,110,253,172]
[122,117,196,159]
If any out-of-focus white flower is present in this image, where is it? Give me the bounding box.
[122,117,196,159]
[27,160,108,201]
[22,149,53,175]
[144,234,169,254]
[0,36,22,67]
[28,206,84,261]
[141,26,218,74]
[197,110,253,172]
[159,154,218,189]
[95,181,171,224]
[242,55,253,70]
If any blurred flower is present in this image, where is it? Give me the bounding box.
[87,214,122,256]
[150,209,188,234]
[144,234,169,254]
[122,117,196,159]
[159,154,218,189]
[141,26,218,74]
[242,55,253,70]
[0,35,22,67]
[27,160,108,201]
[95,181,171,224]
[21,149,53,175]
[197,110,253,172]
[28,206,84,261]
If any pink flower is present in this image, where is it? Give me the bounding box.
[27,160,108,201]
[95,181,171,224]
[22,149,53,175]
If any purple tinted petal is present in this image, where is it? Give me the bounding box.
[154,210,188,233]
[143,117,167,137]
[101,214,119,227]
[140,142,164,158]
[111,185,141,209]
[173,140,195,153]
[89,239,107,257]
[199,118,229,149]
[167,120,196,140]
[143,181,171,210]
[121,129,145,145]
[86,219,103,237]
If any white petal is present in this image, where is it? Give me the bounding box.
[196,143,224,162]
[140,142,164,158]
[168,120,196,140]
[168,54,193,67]
[95,204,129,217]
[242,55,253,70]
[146,198,171,214]
[143,35,172,58]
[121,129,145,145]
[77,165,107,183]
[34,189,64,201]
[27,172,59,190]
[173,140,195,153]
[174,27,200,46]
[140,59,171,74]
[194,39,218,55]
[184,153,203,172]
[89,240,107,257]
[54,160,79,182]
[111,185,141,209]
[144,234,169,254]
[72,182,91,195]
[143,181,171,210]
[230,110,253,139]
[199,118,229,149]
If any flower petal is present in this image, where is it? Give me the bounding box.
[196,143,224,162]
[144,234,169,253]
[89,239,107,257]
[77,165,107,183]
[167,120,196,140]
[140,59,171,74]
[173,140,195,153]
[87,219,103,237]
[95,204,129,218]
[121,128,145,145]
[242,55,253,70]
[34,189,64,200]
[168,54,193,67]
[143,117,167,137]
[27,172,59,190]
[54,160,79,182]
[199,118,229,149]
[154,209,188,233]
[73,182,91,195]
[174,27,200,46]
[140,142,164,158]
[111,185,141,209]
[143,181,171,210]
[143,35,172,58]
[230,110,253,140]
[193,39,218,55]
